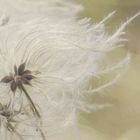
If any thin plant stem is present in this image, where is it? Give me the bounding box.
[8,123,24,140]
[20,84,41,118]
[38,127,46,140]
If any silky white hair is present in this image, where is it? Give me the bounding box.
[0,0,83,25]
[0,0,139,140]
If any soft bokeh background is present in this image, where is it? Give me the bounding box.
[75,0,140,140]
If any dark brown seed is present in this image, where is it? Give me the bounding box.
[18,63,25,75]
[22,70,31,75]
[14,65,18,75]
[11,81,17,92]
[22,77,31,85]
[23,75,35,81]
[1,76,13,83]
[17,84,22,92]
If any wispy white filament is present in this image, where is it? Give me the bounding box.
[0,0,83,25]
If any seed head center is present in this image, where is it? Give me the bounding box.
[14,75,22,83]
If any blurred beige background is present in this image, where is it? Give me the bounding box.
[75,0,140,140]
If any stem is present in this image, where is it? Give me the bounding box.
[8,123,24,140]
[20,84,41,118]
[20,85,46,140]
[38,128,46,140]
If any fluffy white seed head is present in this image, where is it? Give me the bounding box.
[0,12,139,137]
[0,0,139,139]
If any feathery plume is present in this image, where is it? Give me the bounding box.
[0,0,139,139]
[0,0,83,25]
[0,12,139,138]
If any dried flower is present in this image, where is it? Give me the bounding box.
[0,102,33,140]
[0,103,21,139]
[1,63,40,118]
